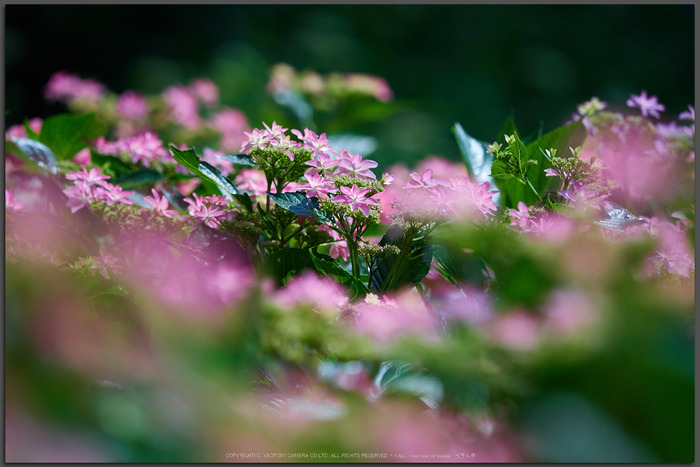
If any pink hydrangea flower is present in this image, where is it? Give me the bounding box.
[332,185,380,217]
[144,189,179,218]
[163,85,201,130]
[116,90,149,120]
[5,118,42,140]
[234,169,268,197]
[44,71,107,104]
[305,152,340,176]
[679,105,695,122]
[509,201,534,230]
[318,225,349,261]
[334,149,378,179]
[183,193,228,229]
[626,90,665,119]
[240,128,271,154]
[121,132,169,166]
[291,128,332,157]
[209,108,250,153]
[94,183,134,206]
[202,147,234,176]
[62,183,94,213]
[272,271,349,315]
[65,166,111,188]
[403,168,440,191]
[189,78,219,106]
[297,172,337,199]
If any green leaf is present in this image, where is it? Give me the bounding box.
[90,150,132,177]
[309,250,370,299]
[233,193,254,213]
[23,119,40,140]
[169,145,239,199]
[39,113,105,160]
[219,154,257,167]
[8,137,58,173]
[496,113,518,145]
[432,245,487,288]
[268,192,333,222]
[489,160,513,181]
[112,168,164,188]
[369,226,433,293]
[269,247,313,283]
[453,122,494,185]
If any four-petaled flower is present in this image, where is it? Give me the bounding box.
[95,183,135,206]
[403,168,439,191]
[332,185,380,217]
[240,128,271,154]
[144,188,179,218]
[184,193,226,228]
[335,149,378,179]
[65,166,111,188]
[305,153,340,176]
[626,90,665,119]
[298,172,338,199]
[291,128,331,157]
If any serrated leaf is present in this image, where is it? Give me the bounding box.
[489,160,513,181]
[268,192,332,222]
[170,145,239,200]
[369,226,433,293]
[309,250,369,299]
[219,154,257,167]
[39,113,105,160]
[112,168,163,188]
[9,137,58,173]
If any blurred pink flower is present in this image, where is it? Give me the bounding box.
[626,90,665,119]
[439,287,493,326]
[210,108,250,153]
[116,90,149,120]
[490,309,541,351]
[163,85,201,130]
[415,155,467,180]
[62,183,94,213]
[542,288,598,337]
[44,71,106,104]
[403,168,440,191]
[189,78,219,105]
[646,221,694,277]
[5,118,42,140]
[202,147,234,176]
[122,132,169,166]
[351,290,439,344]
[272,271,349,315]
[94,183,134,206]
[234,168,268,197]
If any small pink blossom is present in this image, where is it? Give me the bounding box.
[403,168,440,191]
[332,185,380,217]
[626,90,665,119]
[509,201,534,230]
[318,225,349,261]
[144,189,179,218]
[94,183,134,206]
[116,91,149,120]
[183,193,226,229]
[335,149,378,179]
[62,184,94,213]
[65,166,111,188]
[121,132,169,166]
[679,105,694,122]
[305,152,340,176]
[297,172,337,199]
[240,128,271,154]
[291,128,331,157]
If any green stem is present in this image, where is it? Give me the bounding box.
[380,227,417,294]
[524,175,543,202]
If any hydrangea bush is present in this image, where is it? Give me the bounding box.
[5,69,694,462]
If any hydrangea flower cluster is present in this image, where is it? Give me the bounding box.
[62,166,134,213]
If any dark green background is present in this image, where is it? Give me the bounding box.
[5,5,695,169]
